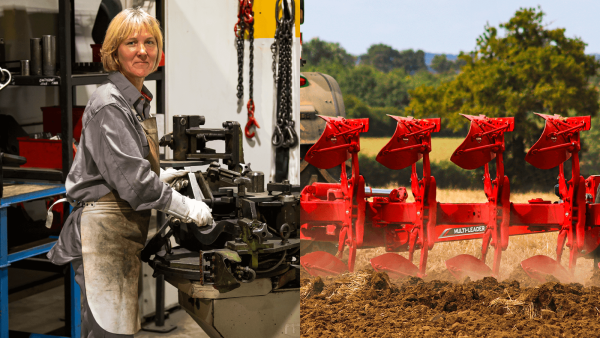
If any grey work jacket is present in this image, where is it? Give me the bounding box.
[66,71,171,211]
[49,71,171,265]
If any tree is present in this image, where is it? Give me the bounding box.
[360,44,427,73]
[302,38,356,68]
[359,44,401,73]
[431,54,466,73]
[398,49,427,73]
[406,7,600,190]
[345,94,403,136]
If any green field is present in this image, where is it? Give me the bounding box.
[360,137,464,162]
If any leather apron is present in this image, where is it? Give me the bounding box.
[80,116,160,334]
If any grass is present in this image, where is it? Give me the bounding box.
[360,137,465,162]
[351,188,595,282]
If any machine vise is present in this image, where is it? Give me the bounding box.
[160,115,245,172]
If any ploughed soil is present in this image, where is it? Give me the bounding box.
[301,268,600,337]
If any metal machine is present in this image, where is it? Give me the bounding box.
[299,113,600,283]
[159,115,245,172]
[143,115,300,338]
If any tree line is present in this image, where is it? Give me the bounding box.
[302,7,600,191]
[302,40,464,136]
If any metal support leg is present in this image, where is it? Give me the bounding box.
[59,202,80,337]
[65,263,81,338]
[142,211,176,333]
[156,275,166,326]
[0,208,8,338]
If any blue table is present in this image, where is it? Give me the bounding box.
[0,181,80,338]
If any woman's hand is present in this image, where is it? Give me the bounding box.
[160,168,189,184]
[163,190,213,227]
[186,199,213,226]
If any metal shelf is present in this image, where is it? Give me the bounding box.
[2,167,63,182]
[9,75,60,86]
[7,238,57,265]
[8,68,163,87]
[71,67,163,86]
[0,182,65,208]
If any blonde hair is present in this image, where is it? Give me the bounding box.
[101,8,163,72]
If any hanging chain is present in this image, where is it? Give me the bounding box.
[248,24,254,105]
[236,17,245,99]
[245,17,259,138]
[271,25,280,83]
[271,0,298,149]
[235,0,259,138]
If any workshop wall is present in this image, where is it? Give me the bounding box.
[165,0,301,184]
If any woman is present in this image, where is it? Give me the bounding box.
[48,8,212,337]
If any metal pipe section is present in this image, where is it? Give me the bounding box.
[30,38,42,76]
[42,35,56,76]
[20,60,29,76]
[248,171,265,193]
[364,187,392,197]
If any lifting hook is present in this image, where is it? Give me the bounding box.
[245,99,260,139]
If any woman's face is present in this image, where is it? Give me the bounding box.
[117,27,158,81]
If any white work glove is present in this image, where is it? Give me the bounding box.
[163,190,213,226]
[159,168,189,184]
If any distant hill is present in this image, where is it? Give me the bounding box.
[424,53,458,66]
[425,52,600,65]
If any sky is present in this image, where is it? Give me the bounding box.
[302,1,600,56]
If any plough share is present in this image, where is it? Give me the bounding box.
[300,113,600,283]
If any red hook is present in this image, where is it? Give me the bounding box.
[245,99,260,138]
[243,0,254,24]
[234,0,253,37]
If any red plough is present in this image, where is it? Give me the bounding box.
[300,116,368,275]
[300,113,600,282]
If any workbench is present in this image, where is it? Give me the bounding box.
[0,181,80,338]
